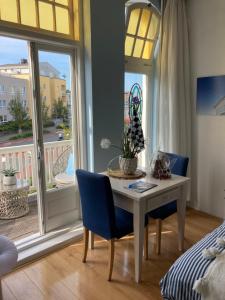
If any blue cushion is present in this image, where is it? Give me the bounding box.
[76,169,148,241]
[65,153,74,176]
[114,207,149,239]
[148,200,177,220]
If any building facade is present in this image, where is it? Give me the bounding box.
[0,60,67,123]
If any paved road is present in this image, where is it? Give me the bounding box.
[0,132,60,147]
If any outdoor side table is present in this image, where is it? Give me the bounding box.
[0,180,30,219]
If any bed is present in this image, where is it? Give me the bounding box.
[160,221,225,300]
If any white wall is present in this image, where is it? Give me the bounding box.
[188,0,225,218]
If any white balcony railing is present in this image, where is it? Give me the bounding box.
[0,140,71,188]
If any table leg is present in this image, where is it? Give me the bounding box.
[133,201,145,283]
[177,184,187,251]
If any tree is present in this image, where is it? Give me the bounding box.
[8,94,28,133]
[41,101,49,125]
[52,98,68,121]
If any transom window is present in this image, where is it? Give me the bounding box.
[125,4,160,62]
[0,0,79,40]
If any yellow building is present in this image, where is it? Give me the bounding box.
[0,60,67,119]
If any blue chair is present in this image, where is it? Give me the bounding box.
[76,169,148,281]
[147,152,189,255]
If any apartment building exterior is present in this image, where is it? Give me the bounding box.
[0,60,67,123]
[0,74,28,123]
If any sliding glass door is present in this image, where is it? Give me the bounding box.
[0,34,81,244]
[31,43,81,233]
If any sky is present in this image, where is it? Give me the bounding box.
[0,36,71,88]
[0,36,143,93]
[197,75,225,115]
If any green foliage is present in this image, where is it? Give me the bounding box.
[0,119,32,133]
[121,128,140,159]
[43,120,55,128]
[56,123,68,129]
[41,101,50,125]
[0,121,18,132]
[8,94,28,132]
[52,98,68,121]
[21,119,32,130]
[9,132,33,140]
[1,167,18,176]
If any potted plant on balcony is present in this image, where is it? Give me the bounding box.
[1,168,18,185]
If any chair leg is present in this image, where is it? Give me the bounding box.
[90,232,95,250]
[108,239,115,281]
[156,219,162,255]
[144,224,149,260]
[82,227,89,263]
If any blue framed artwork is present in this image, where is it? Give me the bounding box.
[197,75,225,115]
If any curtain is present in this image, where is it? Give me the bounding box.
[157,0,191,157]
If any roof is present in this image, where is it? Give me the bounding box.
[0,63,28,68]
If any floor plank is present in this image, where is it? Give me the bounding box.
[2,208,223,300]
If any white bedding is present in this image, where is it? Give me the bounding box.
[193,250,225,300]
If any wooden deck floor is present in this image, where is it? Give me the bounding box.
[0,201,39,241]
[2,208,222,300]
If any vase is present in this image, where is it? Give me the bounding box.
[3,175,16,186]
[119,156,138,175]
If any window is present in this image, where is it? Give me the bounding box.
[0,0,79,40]
[0,100,6,108]
[0,84,5,92]
[0,114,7,123]
[21,86,26,95]
[124,2,161,166]
[10,86,16,94]
[125,3,160,72]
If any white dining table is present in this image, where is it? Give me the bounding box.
[108,173,190,283]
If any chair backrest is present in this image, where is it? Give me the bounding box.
[165,152,189,176]
[76,169,116,240]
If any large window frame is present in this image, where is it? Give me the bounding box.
[125,2,160,165]
[0,0,86,261]
[0,0,80,41]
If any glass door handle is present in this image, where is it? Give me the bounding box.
[37,146,42,160]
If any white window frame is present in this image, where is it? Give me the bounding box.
[0,0,86,260]
[125,2,160,166]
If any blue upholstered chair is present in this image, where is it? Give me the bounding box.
[76,169,148,281]
[147,152,189,255]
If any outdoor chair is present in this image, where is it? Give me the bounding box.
[52,146,75,187]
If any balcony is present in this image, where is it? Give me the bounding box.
[0,140,72,241]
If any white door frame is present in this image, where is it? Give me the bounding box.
[29,42,82,234]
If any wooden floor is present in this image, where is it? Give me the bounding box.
[2,208,222,300]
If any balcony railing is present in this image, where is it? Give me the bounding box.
[0,140,71,188]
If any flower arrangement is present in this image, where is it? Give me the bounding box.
[100,128,141,159]
[101,83,145,175]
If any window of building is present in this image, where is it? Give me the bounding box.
[125,3,160,72]
[0,114,7,122]
[0,84,5,92]
[10,86,16,94]
[0,100,6,108]
[21,86,26,95]
[0,0,79,40]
